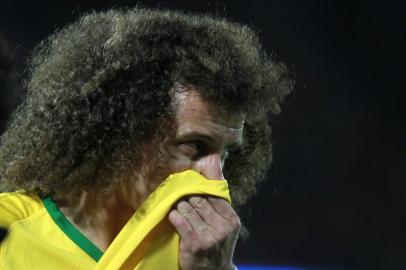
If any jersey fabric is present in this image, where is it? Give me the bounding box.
[0,170,231,270]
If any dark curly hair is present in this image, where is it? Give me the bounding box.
[0,8,292,210]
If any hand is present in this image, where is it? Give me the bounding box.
[168,196,240,270]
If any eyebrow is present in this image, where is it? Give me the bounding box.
[176,131,243,149]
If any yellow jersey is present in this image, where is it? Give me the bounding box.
[0,170,231,270]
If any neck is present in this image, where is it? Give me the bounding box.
[53,176,151,251]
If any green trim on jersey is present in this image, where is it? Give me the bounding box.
[42,196,103,262]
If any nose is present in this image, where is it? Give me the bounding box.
[194,153,225,180]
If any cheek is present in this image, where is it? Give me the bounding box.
[159,152,194,175]
[151,142,193,179]
[152,145,195,181]
[147,158,192,192]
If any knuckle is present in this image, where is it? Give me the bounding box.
[188,196,206,209]
[229,216,241,230]
[176,217,188,228]
[177,201,196,215]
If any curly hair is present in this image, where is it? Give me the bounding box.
[0,8,292,210]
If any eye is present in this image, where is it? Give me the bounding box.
[179,140,208,158]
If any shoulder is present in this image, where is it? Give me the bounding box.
[0,191,43,227]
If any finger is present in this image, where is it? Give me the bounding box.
[188,196,232,241]
[207,197,241,231]
[207,197,234,219]
[176,200,210,235]
[168,209,195,241]
[188,196,224,229]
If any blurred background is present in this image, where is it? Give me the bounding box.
[0,1,404,269]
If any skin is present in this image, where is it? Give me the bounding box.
[163,87,244,270]
[57,86,244,270]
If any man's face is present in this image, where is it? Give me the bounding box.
[147,87,244,189]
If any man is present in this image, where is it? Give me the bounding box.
[0,8,292,269]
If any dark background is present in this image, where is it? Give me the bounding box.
[0,1,404,269]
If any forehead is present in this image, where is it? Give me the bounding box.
[172,86,245,143]
[172,87,244,127]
